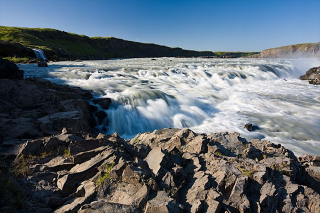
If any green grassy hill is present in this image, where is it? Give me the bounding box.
[0,26,257,62]
[0,26,213,61]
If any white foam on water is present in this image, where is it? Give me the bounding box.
[20,58,320,156]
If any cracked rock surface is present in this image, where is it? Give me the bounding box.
[8,128,320,212]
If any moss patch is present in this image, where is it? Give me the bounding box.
[97,162,115,186]
[239,167,256,178]
[3,56,32,63]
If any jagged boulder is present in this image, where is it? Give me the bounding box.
[93,98,111,109]
[227,175,250,212]
[57,148,114,194]
[298,155,320,193]
[207,132,248,156]
[144,191,181,213]
[37,111,86,135]
[185,171,211,211]
[96,110,107,125]
[130,128,181,149]
[79,200,137,213]
[37,61,48,67]
[0,58,24,79]
[145,147,172,176]
[54,181,96,213]
[299,66,320,85]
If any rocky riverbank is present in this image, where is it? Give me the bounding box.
[299,66,320,85]
[0,59,94,156]
[1,59,320,212]
[0,59,115,156]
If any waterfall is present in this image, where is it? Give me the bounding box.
[32,48,47,61]
[18,58,320,156]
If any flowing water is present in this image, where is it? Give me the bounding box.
[19,58,320,156]
[32,48,47,61]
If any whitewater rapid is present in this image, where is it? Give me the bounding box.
[20,58,320,156]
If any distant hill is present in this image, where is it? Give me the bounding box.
[0,26,257,62]
[259,42,320,58]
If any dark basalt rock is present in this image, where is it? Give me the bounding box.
[96,110,107,125]
[244,123,253,131]
[0,58,24,79]
[89,104,98,113]
[93,98,111,109]
[37,61,48,67]
[244,123,259,131]
[11,129,320,212]
[299,66,320,85]
[0,78,93,155]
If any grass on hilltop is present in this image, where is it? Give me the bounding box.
[0,26,113,59]
[0,26,261,60]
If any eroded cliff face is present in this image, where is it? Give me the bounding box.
[260,43,320,58]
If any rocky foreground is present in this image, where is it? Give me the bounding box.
[7,128,320,213]
[1,59,320,212]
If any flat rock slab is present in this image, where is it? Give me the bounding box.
[145,147,165,176]
[57,148,114,194]
[79,200,137,213]
[145,191,180,213]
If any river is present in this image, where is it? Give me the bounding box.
[19,58,320,156]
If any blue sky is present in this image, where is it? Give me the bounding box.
[0,0,319,51]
